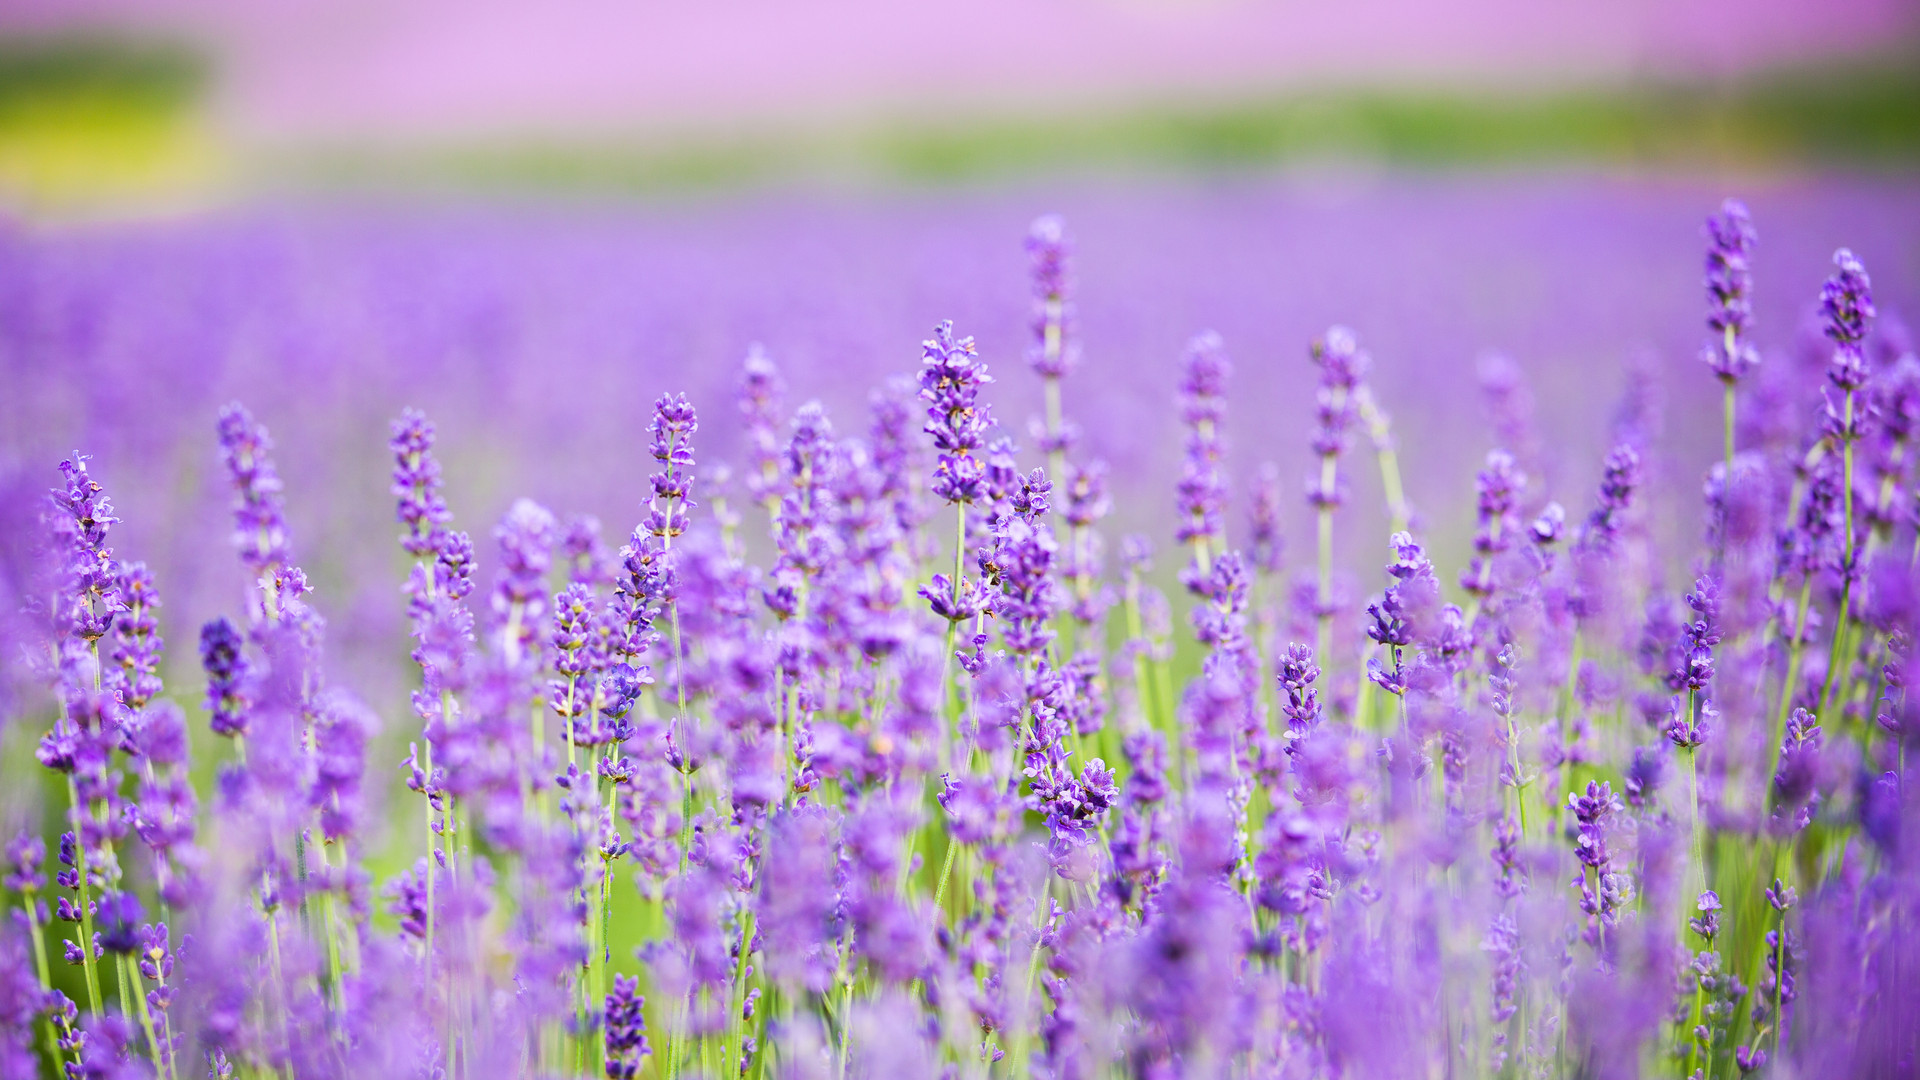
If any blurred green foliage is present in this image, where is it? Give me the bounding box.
[287,46,1920,193]
[0,36,217,208]
[0,32,1915,204]
[0,35,203,107]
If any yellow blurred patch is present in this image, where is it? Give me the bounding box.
[0,91,220,211]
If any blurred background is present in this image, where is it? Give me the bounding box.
[0,0,1917,817]
[1,0,1918,203]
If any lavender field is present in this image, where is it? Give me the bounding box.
[1,174,1919,1078]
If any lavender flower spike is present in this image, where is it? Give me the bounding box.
[200,616,249,739]
[390,407,452,558]
[646,392,699,544]
[1703,199,1759,384]
[1028,215,1079,477]
[920,319,994,508]
[739,345,787,515]
[214,403,292,576]
[1704,198,1758,474]
[1308,326,1368,664]
[1175,330,1230,591]
[1816,249,1875,718]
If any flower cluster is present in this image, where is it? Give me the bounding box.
[0,205,1915,1080]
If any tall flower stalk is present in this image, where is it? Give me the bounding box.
[1307,327,1367,669]
[1815,249,1875,717]
[1703,199,1760,479]
[917,320,995,755]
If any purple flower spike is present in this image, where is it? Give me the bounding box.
[1278,643,1323,746]
[1689,890,1722,940]
[390,407,452,558]
[1176,331,1230,583]
[1026,214,1079,381]
[49,453,123,644]
[1822,248,1876,399]
[1703,198,1760,383]
[1459,451,1525,602]
[739,344,786,509]
[1306,326,1368,508]
[646,391,699,540]
[94,891,142,955]
[111,562,165,710]
[1821,248,1876,348]
[494,498,558,661]
[215,402,292,574]
[1577,443,1639,556]
[604,972,651,1078]
[200,616,250,738]
[920,320,995,505]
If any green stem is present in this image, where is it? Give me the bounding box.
[422,737,437,983]
[729,907,759,1078]
[838,979,855,1080]
[1358,387,1410,534]
[1722,372,1737,485]
[123,954,166,1078]
[24,902,58,1062]
[932,837,961,915]
[1819,405,1859,718]
[1770,578,1816,784]
[1043,369,1066,494]
[1316,489,1334,674]
[1770,907,1787,1059]
[938,499,967,770]
[66,776,103,1015]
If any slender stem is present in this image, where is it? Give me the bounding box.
[1316,494,1334,674]
[124,954,166,1078]
[1044,372,1066,492]
[1722,375,1736,484]
[937,500,967,770]
[728,906,759,1079]
[66,776,102,1015]
[25,902,58,1062]
[838,979,856,1080]
[422,737,437,984]
[1008,877,1053,1077]
[1770,578,1816,786]
[1770,907,1788,1058]
[932,837,961,915]
[1359,387,1410,534]
[266,903,294,1080]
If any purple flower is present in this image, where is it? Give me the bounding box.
[919,320,995,505]
[739,344,787,508]
[1689,890,1722,941]
[390,407,452,558]
[1666,574,1721,694]
[1026,214,1077,380]
[47,453,122,644]
[215,402,292,574]
[200,616,249,739]
[645,392,699,540]
[1663,697,1709,750]
[1459,450,1525,602]
[1703,198,1760,383]
[1306,326,1369,512]
[494,497,557,663]
[1820,247,1876,350]
[1623,744,1664,808]
[94,891,141,955]
[1175,331,1231,575]
[938,773,1018,848]
[603,973,651,1078]
[1577,443,1639,556]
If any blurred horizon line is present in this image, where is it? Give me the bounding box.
[0,29,1918,213]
